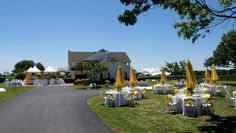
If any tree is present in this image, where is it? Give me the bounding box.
[72,61,86,72]
[179,60,186,74]
[204,57,216,67]
[15,72,25,80]
[87,61,108,79]
[204,30,236,68]
[118,0,236,42]
[213,43,230,66]
[36,62,45,71]
[13,60,35,73]
[165,60,186,80]
[165,62,175,74]
[72,61,108,79]
[222,29,236,66]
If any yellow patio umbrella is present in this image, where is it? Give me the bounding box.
[116,65,125,92]
[211,64,219,84]
[129,67,137,87]
[160,68,167,84]
[40,71,44,80]
[186,59,197,96]
[205,68,211,83]
[24,72,29,85]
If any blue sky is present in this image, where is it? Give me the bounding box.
[0,0,229,73]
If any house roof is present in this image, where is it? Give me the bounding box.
[83,51,107,61]
[68,49,131,64]
[69,51,94,63]
[111,52,131,63]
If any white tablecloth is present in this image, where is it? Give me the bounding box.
[34,80,40,86]
[50,79,56,85]
[4,80,24,87]
[57,78,65,85]
[123,87,145,99]
[104,91,127,107]
[34,80,48,86]
[209,86,217,96]
[115,93,126,106]
[153,84,172,94]
[199,84,226,96]
[172,94,207,116]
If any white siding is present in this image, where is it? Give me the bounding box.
[106,62,130,79]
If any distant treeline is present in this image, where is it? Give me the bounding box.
[138,69,236,81]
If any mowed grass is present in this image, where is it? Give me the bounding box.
[88,92,236,133]
[0,83,34,103]
[217,81,236,85]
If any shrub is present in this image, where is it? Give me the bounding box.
[63,78,76,83]
[74,79,89,85]
[109,78,116,84]
[88,79,109,85]
[74,78,117,86]
[15,72,25,80]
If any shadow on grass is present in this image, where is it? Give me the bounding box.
[198,115,236,133]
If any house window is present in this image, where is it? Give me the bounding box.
[126,62,129,66]
[108,72,110,79]
[100,73,103,79]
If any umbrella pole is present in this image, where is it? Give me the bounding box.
[186,89,192,96]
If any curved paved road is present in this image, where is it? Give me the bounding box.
[0,86,112,133]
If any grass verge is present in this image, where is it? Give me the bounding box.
[0,83,34,103]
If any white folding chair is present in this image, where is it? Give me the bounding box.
[183,98,197,117]
[201,98,214,116]
[126,93,135,107]
[164,95,176,113]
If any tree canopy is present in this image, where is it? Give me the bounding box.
[13,60,45,73]
[118,0,236,42]
[165,60,186,75]
[204,30,236,68]
[36,62,45,71]
[13,60,35,73]
[72,61,108,78]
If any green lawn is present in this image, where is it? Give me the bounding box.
[145,79,178,86]
[88,92,236,133]
[0,83,34,103]
[217,81,236,85]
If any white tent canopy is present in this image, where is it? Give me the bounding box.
[27,66,41,73]
[44,66,57,73]
[0,88,6,92]
[26,67,33,72]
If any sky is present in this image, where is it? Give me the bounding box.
[0,0,231,74]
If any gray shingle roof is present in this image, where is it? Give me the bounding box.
[83,51,107,61]
[111,52,131,63]
[68,51,94,63]
[68,49,131,64]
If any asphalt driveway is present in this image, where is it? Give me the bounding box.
[0,86,112,133]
